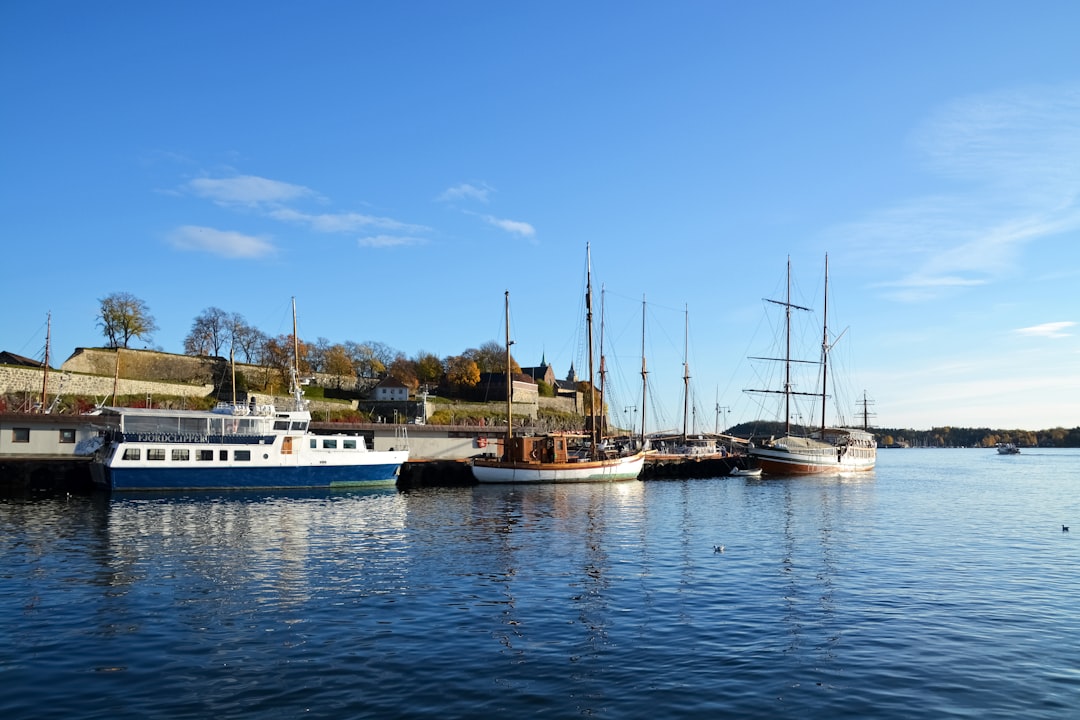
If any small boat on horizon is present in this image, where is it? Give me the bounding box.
[996,443,1021,455]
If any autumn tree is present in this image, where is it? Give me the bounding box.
[464,341,520,374]
[262,334,310,390]
[445,355,480,389]
[344,341,393,378]
[98,292,158,348]
[388,355,419,392]
[323,344,356,387]
[414,351,444,389]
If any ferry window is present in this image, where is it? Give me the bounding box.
[344,439,357,450]
[323,439,338,449]
[219,450,228,461]
[310,439,317,449]
[122,448,141,461]
[12,428,30,443]
[274,420,289,430]
[291,421,307,432]
[59,429,76,444]
[198,449,214,461]
[148,448,166,461]
[172,449,190,461]
[234,450,251,461]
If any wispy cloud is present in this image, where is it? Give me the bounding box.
[269,208,427,234]
[481,214,536,238]
[186,175,316,207]
[832,83,1080,302]
[357,235,427,248]
[438,182,492,203]
[168,225,276,259]
[1014,321,1075,339]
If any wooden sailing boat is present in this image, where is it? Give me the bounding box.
[471,246,645,484]
[746,256,876,475]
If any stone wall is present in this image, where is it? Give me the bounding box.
[0,365,214,401]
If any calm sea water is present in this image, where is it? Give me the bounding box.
[2,449,1078,719]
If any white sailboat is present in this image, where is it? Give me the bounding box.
[471,246,645,484]
[746,256,876,475]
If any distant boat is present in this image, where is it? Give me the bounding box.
[81,299,409,491]
[471,247,645,484]
[729,467,762,477]
[996,443,1021,455]
[745,256,876,475]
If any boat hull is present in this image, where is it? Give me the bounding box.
[99,459,406,491]
[748,431,876,476]
[471,453,645,484]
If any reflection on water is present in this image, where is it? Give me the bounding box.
[2,452,1079,719]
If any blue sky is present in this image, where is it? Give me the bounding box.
[3,2,1079,432]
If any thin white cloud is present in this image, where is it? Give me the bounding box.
[481,214,536,238]
[186,175,315,207]
[357,235,426,248]
[1014,321,1075,339]
[831,83,1080,302]
[269,208,426,234]
[438,183,492,203]
[168,225,276,259]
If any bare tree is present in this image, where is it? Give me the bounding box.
[183,307,231,356]
[98,292,158,348]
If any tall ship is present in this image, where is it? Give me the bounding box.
[745,256,876,475]
[471,246,645,484]
[80,300,409,491]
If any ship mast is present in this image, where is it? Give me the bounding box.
[640,294,648,446]
[682,304,690,445]
[40,312,51,413]
[504,290,513,460]
[585,243,599,459]
[820,254,829,433]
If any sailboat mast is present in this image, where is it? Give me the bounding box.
[41,311,51,413]
[820,254,829,433]
[682,304,690,445]
[585,244,599,459]
[599,284,607,438]
[504,290,513,459]
[784,257,792,436]
[640,294,648,445]
[291,296,299,391]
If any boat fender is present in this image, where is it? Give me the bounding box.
[477,437,487,448]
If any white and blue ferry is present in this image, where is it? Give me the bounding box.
[81,392,409,492]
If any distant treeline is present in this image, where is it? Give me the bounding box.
[728,422,1080,449]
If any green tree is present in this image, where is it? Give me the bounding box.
[98,292,158,348]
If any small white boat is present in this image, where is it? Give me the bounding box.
[996,443,1020,455]
[730,467,762,477]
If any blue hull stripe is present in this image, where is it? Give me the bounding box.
[105,464,402,491]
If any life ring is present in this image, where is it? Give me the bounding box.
[477,437,487,448]
[530,448,539,460]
